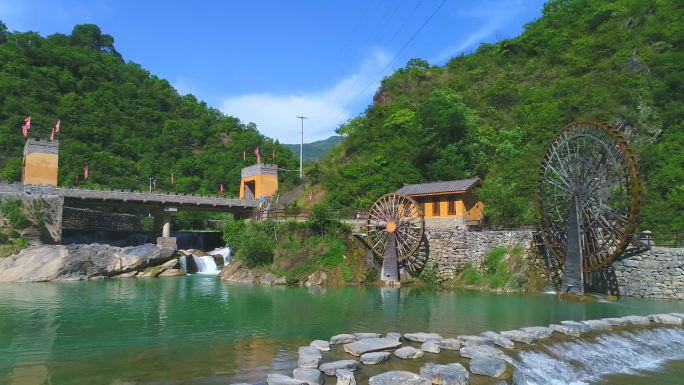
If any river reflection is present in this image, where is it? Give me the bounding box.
[0,276,682,384]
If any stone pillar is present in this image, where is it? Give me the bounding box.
[154,208,177,249]
[162,212,171,238]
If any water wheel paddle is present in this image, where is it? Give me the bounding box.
[538,120,640,293]
[366,193,425,282]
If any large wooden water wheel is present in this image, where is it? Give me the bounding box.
[538,120,640,294]
[366,193,425,281]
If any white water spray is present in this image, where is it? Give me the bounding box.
[512,327,684,385]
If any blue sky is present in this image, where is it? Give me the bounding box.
[1,0,546,143]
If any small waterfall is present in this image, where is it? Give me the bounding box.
[512,327,684,385]
[208,247,232,266]
[193,255,220,274]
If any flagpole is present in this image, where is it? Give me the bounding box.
[297,116,307,180]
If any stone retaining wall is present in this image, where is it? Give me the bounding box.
[62,206,143,231]
[614,247,684,299]
[424,227,536,281]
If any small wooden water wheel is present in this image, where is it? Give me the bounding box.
[366,193,425,282]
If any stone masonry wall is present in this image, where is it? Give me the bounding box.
[424,227,536,281]
[614,247,684,299]
[62,206,143,231]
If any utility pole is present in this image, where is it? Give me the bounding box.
[148,178,154,193]
[297,116,307,180]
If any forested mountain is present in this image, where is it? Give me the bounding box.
[317,0,682,243]
[0,23,299,196]
[284,136,342,163]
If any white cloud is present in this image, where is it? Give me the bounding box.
[432,1,524,63]
[220,50,391,143]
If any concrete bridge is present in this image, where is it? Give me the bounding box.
[0,182,259,245]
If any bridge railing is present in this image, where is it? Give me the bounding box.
[253,208,368,222]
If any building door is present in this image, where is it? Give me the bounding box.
[244,180,256,199]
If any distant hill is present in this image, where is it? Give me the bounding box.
[284,135,342,163]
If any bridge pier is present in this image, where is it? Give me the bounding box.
[153,208,177,249]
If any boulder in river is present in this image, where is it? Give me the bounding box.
[580,320,612,331]
[460,345,508,361]
[440,338,462,350]
[330,334,358,344]
[520,326,553,339]
[310,340,330,351]
[480,331,514,349]
[298,346,322,369]
[304,271,328,286]
[368,371,431,385]
[354,332,381,340]
[0,243,176,282]
[560,320,592,333]
[470,356,507,378]
[343,338,401,356]
[386,332,402,341]
[266,373,307,385]
[457,335,494,347]
[549,323,581,337]
[648,314,683,325]
[292,367,323,385]
[619,315,650,325]
[394,346,424,359]
[500,329,537,345]
[335,369,356,385]
[403,332,443,342]
[420,363,469,385]
[158,268,183,277]
[319,360,360,376]
[360,352,391,365]
[421,340,441,353]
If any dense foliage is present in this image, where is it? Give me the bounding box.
[320,0,683,243]
[283,135,342,163]
[0,23,300,196]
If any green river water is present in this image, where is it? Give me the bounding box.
[1,275,683,385]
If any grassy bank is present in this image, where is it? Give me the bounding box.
[222,204,374,285]
[441,246,546,292]
[0,198,30,258]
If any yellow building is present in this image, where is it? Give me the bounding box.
[397,177,484,227]
[239,163,278,199]
[22,139,59,186]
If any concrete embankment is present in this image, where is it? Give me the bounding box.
[246,313,684,385]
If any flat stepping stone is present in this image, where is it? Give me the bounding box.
[439,338,462,350]
[420,363,469,385]
[266,374,307,385]
[670,313,684,320]
[520,326,553,339]
[480,331,514,349]
[343,337,401,356]
[421,340,441,353]
[360,352,391,365]
[457,335,494,347]
[403,332,443,342]
[335,369,356,385]
[648,314,683,325]
[470,356,507,378]
[330,334,358,344]
[309,340,330,351]
[298,346,322,369]
[394,346,424,359]
[560,320,592,333]
[620,315,650,325]
[581,320,612,331]
[368,371,431,385]
[293,368,323,385]
[549,323,581,337]
[386,332,402,341]
[500,329,537,344]
[460,345,508,361]
[354,332,381,339]
[319,360,360,376]
[602,317,629,326]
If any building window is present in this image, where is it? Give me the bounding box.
[448,197,456,215]
[432,197,440,216]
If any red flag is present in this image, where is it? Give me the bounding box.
[22,116,30,138]
[255,146,261,163]
[84,164,89,179]
[308,191,313,202]
[220,184,225,194]
[55,119,60,133]
[171,173,175,185]
[50,128,55,141]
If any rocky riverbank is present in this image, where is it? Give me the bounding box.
[240,313,684,385]
[0,243,179,282]
[219,259,331,286]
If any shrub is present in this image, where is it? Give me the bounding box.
[460,263,483,285]
[0,199,28,229]
[484,247,507,275]
[342,264,353,282]
[320,235,345,268]
[236,223,274,267]
[419,263,439,287]
[8,229,20,239]
[306,203,336,235]
[222,220,246,251]
[0,232,8,244]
